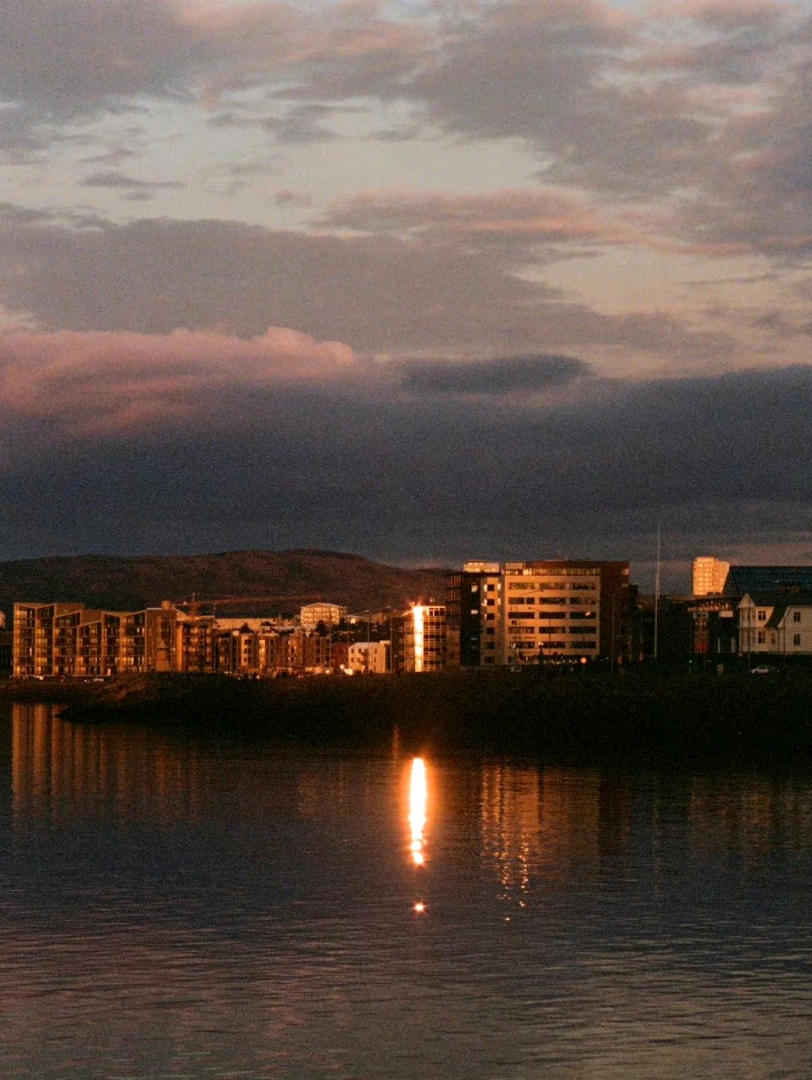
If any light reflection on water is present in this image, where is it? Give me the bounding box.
[2,703,812,1079]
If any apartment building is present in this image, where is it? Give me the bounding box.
[446,560,633,667]
[257,629,331,675]
[300,602,347,631]
[14,600,340,679]
[14,601,180,677]
[391,605,446,672]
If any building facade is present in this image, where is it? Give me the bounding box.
[391,605,446,673]
[13,601,342,679]
[14,601,182,677]
[347,640,391,674]
[446,560,633,667]
[692,556,730,597]
[300,602,347,631]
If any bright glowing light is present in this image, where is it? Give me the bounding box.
[414,901,426,914]
[408,756,427,866]
[412,604,425,672]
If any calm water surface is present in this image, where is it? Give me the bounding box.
[1,703,812,1079]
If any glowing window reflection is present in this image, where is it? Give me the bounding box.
[408,756,427,866]
[412,605,425,672]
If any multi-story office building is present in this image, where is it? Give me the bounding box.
[446,562,502,667]
[692,556,730,596]
[446,560,633,667]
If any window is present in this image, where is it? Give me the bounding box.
[794,634,802,647]
[757,631,766,644]
[793,611,802,623]
[757,610,767,622]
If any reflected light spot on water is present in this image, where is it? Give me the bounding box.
[408,757,427,867]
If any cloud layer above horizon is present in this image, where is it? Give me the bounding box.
[2,0,812,588]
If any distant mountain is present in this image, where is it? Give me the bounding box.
[0,550,452,621]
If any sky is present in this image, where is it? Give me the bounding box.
[2,0,812,589]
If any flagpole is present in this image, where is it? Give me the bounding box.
[654,523,661,662]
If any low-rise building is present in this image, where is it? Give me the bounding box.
[738,592,812,658]
[347,640,391,674]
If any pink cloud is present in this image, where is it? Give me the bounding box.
[0,326,356,433]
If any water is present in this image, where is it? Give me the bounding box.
[1,703,812,1079]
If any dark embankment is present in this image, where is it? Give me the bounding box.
[53,669,812,767]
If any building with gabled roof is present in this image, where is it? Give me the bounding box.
[738,591,812,658]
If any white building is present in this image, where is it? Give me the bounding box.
[347,640,390,674]
[738,592,812,656]
[693,556,730,597]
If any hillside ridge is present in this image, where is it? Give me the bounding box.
[0,549,452,619]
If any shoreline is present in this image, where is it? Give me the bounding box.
[4,668,810,767]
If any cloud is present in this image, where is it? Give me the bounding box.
[401,354,591,395]
[0,207,737,370]
[82,171,183,190]
[0,355,809,587]
[0,0,427,144]
[0,325,356,434]
[318,188,632,247]
[2,0,812,276]
[0,0,197,118]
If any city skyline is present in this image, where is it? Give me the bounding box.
[1,0,812,586]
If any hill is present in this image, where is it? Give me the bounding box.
[0,550,451,620]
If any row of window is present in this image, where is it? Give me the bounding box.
[507,582,598,592]
[753,631,805,646]
[750,609,804,623]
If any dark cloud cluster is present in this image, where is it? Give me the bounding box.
[0,360,810,588]
[401,354,590,395]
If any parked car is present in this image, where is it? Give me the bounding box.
[750,664,779,675]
